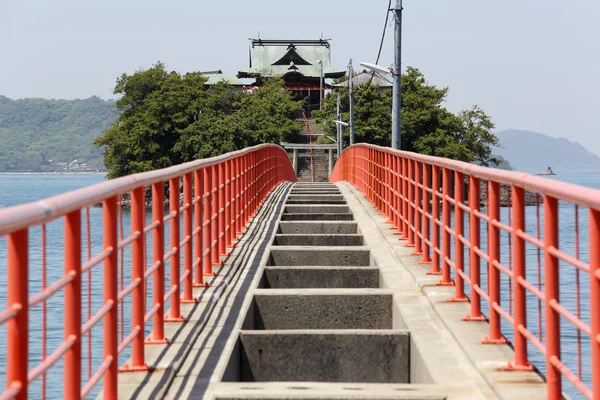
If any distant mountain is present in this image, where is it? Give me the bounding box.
[492,129,600,173]
[0,95,118,172]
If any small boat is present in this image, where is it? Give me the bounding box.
[536,167,556,176]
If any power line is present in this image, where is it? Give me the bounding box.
[375,0,392,65]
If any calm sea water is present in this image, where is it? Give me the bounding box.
[0,172,599,399]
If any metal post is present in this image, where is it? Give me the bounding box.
[318,60,323,110]
[103,196,118,398]
[336,91,342,156]
[348,59,355,145]
[64,210,82,397]
[292,149,298,175]
[391,0,403,150]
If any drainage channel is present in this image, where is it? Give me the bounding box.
[216,182,417,398]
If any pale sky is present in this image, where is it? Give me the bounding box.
[1,0,599,154]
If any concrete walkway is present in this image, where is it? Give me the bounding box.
[117,182,548,399]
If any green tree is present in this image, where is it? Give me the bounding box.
[313,67,499,165]
[96,65,302,178]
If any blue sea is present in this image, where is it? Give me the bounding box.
[0,172,599,399]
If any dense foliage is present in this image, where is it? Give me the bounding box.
[312,67,501,165]
[95,62,302,178]
[0,95,117,171]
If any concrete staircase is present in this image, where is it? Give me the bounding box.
[224,182,410,386]
[296,152,330,182]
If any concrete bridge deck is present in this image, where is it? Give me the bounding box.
[117,182,547,400]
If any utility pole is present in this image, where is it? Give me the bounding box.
[391,0,403,150]
[336,91,342,156]
[348,59,355,145]
[318,60,323,110]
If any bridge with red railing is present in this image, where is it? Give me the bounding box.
[0,143,598,399]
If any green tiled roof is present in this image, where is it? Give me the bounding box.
[238,39,346,80]
[201,71,247,86]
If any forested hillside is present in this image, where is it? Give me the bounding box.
[0,95,118,172]
[493,129,600,173]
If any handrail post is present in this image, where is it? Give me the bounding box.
[464,175,485,321]
[231,157,240,242]
[482,180,507,344]
[405,159,416,247]
[7,228,28,400]
[130,186,148,368]
[385,152,391,222]
[427,165,442,275]
[193,170,204,287]
[590,208,600,398]
[203,167,214,278]
[219,162,226,256]
[149,182,167,343]
[438,168,453,286]
[449,171,467,300]
[64,210,82,398]
[103,196,118,399]
[420,162,432,264]
[412,161,423,255]
[504,186,532,370]
[401,157,409,241]
[166,178,184,321]
[544,195,561,396]
[392,155,400,231]
[211,165,220,267]
[182,172,195,303]
[224,160,232,250]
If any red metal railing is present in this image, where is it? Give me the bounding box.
[331,144,600,400]
[0,144,296,399]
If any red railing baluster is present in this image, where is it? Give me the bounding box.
[103,196,118,399]
[193,170,204,287]
[427,165,441,275]
[167,178,183,322]
[439,168,452,286]
[182,173,195,303]
[7,228,28,400]
[420,162,431,265]
[211,165,219,267]
[225,160,232,250]
[464,175,484,321]
[590,208,600,399]
[482,180,506,344]
[449,171,467,301]
[149,182,167,343]
[544,195,561,397]
[130,187,147,369]
[64,210,82,397]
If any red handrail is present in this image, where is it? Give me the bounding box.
[0,144,296,400]
[331,143,600,400]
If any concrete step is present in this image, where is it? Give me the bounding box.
[262,267,379,289]
[294,183,336,187]
[286,193,345,204]
[249,290,393,330]
[277,221,358,234]
[285,199,346,205]
[281,213,354,221]
[267,247,371,266]
[235,330,410,383]
[273,234,363,246]
[290,191,340,195]
[284,205,349,214]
